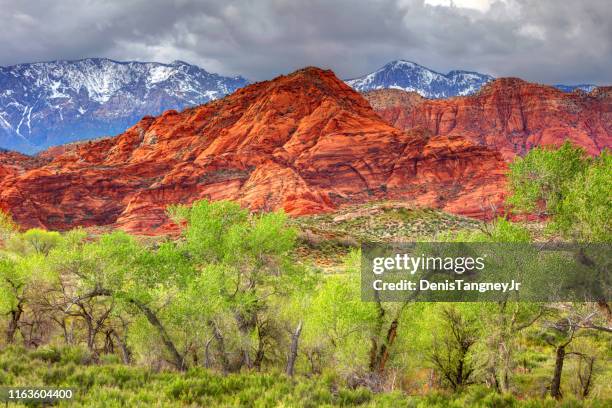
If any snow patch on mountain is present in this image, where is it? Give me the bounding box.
[0,58,249,153]
[553,84,597,93]
[345,60,494,98]
[346,60,600,99]
[148,65,176,84]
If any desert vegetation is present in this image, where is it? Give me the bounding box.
[0,143,610,407]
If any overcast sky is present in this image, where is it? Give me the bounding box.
[1,0,610,84]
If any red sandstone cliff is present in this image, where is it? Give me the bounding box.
[0,150,48,179]
[0,68,506,234]
[365,80,612,160]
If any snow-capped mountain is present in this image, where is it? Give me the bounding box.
[345,60,494,98]
[0,58,249,153]
[553,84,597,93]
[346,60,600,99]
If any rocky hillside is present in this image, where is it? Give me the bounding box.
[0,149,48,179]
[365,79,612,160]
[0,58,248,153]
[0,67,507,234]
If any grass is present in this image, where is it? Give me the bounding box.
[294,201,483,242]
[0,346,609,407]
[291,201,483,270]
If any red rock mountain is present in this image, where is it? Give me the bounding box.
[0,150,48,179]
[365,80,612,160]
[0,67,506,234]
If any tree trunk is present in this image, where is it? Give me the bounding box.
[84,317,95,353]
[5,303,23,344]
[234,310,257,370]
[427,368,436,390]
[204,338,213,368]
[578,355,595,398]
[550,345,566,399]
[131,299,185,371]
[57,318,73,346]
[596,301,612,325]
[372,319,399,373]
[369,299,385,371]
[208,320,230,373]
[253,326,266,371]
[286,321,302,377]
[500,345,511,393]
[242,349,252,369]
[112,331,132,364]
[103,330,115,354]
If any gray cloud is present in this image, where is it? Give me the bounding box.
[0,0,610,84]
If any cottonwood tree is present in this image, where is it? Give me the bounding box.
[541,303,610,399]
[42,229,193,370]
[509,145,611,399]
[169,200,308,372]
[452,219,545,393]
[368,295,411,376]
[553,149,611,242]
[508,145,611,312]
[303,249,414,391]
[0,209,17,243]
[0,229,60,345]
[38,231,123,357]
[507,142,590,220]
[303,250,378,376]
[38,200,309,372]
[428,306,480,391]
[479,301,543,393]
[0,257,29,344]
[567,336,604,400]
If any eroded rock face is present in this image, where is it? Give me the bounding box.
[365,79,612,160]
[0,67,507,234]
[0,150,48,179]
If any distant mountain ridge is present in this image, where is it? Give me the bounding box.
[553,84,597,93]
[345,60,494,98]
[0,58,249,153]
[0,58,602,154]
[345,60,598,98]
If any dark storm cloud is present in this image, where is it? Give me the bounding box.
[0,0,610,84]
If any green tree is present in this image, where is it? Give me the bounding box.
[303,250,378,375]
[508,142,611,242]
[0,209,17,242]
[0,229,61,344]
[507,142,590,217]
[441,219,544,393]
[428,306,480,392]
[169,200,306,372]
[540,303,611,399]
[555,151,611,242]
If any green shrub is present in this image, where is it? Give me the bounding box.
[30,346,62,363]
